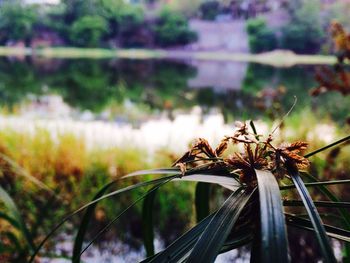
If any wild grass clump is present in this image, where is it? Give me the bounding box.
[15,118,349,263]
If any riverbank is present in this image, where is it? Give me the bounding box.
[0,47,336,67]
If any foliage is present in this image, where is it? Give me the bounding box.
[199,1,220,21]
[0,129,190,261]
[153,9,197,47]
[70,15,108,47]
[0,1,37,45]
[246,18,277,53]
[311,22,350,96]
[280,0,324,54]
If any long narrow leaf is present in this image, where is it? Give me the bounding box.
[195,182,210,223]
[124,168,181,178]
[283,200,350,208]
[304,135,350,158]
[30,174,179,263]
[0,153,55,195]
[255,170,289,263]
[72,181,116,262]
[146,214,215,263]
[281,179,350,190]
[80,181,170,257]
[301,172,350,228]
[143,188,157,257]
[286,214,350,242]
[302,172,350,260]
[186,187,254,263]
[287,166,336,262]
[0,185,34,251]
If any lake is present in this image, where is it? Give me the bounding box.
[0,56,348,152]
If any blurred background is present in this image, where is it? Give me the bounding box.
[1,0,350,262]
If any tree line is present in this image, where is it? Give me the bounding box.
[0,0,197,48]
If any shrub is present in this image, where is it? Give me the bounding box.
[280,0,324,54]
[154,9,197,47]
[246,18,277,53]
[199,1,220,21]
[0,2,37,44]
[70,15,108,47]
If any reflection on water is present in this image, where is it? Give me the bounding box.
[1,56,348,125]
[1,57,350,124]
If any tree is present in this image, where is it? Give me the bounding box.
[70,15,108,47]
[246,18,277,53]
[280,0,324,54]
[0,1,37,45]
[199,1,220,21]
[154,9,197,47]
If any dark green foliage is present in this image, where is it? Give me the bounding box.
[70,15,108,47]
[142,188,157,257]
[0,1,37,44]
[246,18,277,53]
[154,9,197,47]
[199,1,220,21]
[256,170,288,263]
[280,0,324,54]
[195,182,210,222]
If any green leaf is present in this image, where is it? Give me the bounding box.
[301,172,350,260]
[280,179,350,190]
[283,200,350,208]
[287,165,336,263]
[304,135,350,158]
[0,185,34,252]
[186,187,254,263]
[0,153,55,195]
[124,168,181,178]
[145,213,253,263]
[29,174,179,263]
[72,181,116,263]
[301,172,350,229]
[80,181,170,257]
[255,170,289,263]
[195,182,210,223]
[143,187,157,257]
[286,214,350,242]
[146,214,215,263]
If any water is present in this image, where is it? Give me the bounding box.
[1,57,349,123]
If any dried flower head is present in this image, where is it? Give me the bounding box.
[173,121,310,188]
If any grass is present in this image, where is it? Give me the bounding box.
[0,46,337,66]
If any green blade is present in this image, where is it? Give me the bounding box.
[287,166,336,263]
[283,200,350,208]
[142,188,157,257]
[195,182,210,223]
[124,168,181,178]
[72,181,116,263]
[255,170,289,263]
[0,185,34,252]
[29,174,179,263]
[145,214,215,263]
[286,214,350,242]
[186,187,254,263]
[300,172,350,228]
[280,179,350,190]
[304,135,350,158]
